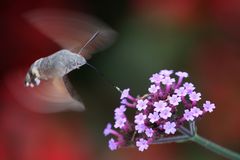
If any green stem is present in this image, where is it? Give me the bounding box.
[191,134,240,160]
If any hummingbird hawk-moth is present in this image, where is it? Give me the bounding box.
[23,9,116,112]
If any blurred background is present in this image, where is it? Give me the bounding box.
[1,0,240,160]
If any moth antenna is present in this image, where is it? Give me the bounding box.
[78,31,100,54]
[85,63,122,93]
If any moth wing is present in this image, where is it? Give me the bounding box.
[62,75,83,105]
[5,71,85,113]
[23,8,117,59]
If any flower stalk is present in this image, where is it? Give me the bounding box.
[191,134,240,160]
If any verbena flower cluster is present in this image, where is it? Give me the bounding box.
[104,70,216,152]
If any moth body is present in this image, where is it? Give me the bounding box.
[25,49,86,87]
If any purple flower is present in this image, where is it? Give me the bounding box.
[154,100,167,112]
[120,88,130,99]
[104,69,216,152]
[149,73,163,84]
[108,138,118,151]
[174,87,187,97]
[183,109,194,121]
[203,101,216,113]
[104,123,112,136]
[190,107,203,117]
[121,99,128,105]
[114,117,127,129]
[136,138,149,152]
[159,107,172,119]
[175,71,188,78]
[183,82,195,93]
[148,84,160,94]
[145,128,154,138]
[162,76,175,85]
[159,70,173,77]
[134,113,147,125]
[189,92,201,102]
[114,105,126,118]
[148,112,160,123]
[136,99,149,111]
[135,124,146,133]
[163,121,176,134]
[168,95,181,106]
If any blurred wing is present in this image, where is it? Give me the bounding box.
[23,8,117,59]
[62,75,83,104]
[5,71,85,113]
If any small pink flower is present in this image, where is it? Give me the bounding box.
[163,121,176,134]
[148,84,160,94]
[148,112,160,123]
[136,138,149,152]
[149,73,163,84]
[120,88,130,99]
[203,101,216,113]
[168,95,181,106]
[174,87,187,97]
[154,100,167,112]
[135,124,146,133]
[121,99,128,105]
[108,138,118,151]
[134,113,147,125]
[114,117,127,129]
[183,82,195,93]
[114,105,126,118]
[145,128,154,137]
[136,99,149,111]
[189,92,201,102]
[159,70,173,76]
[162,76,175,85]
[175,71,188,78]
[160,107,172,119]
[183,109,194,121]
[104,123,112,136]
[191,107,203,117]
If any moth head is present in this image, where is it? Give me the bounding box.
[25,66,41,87]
